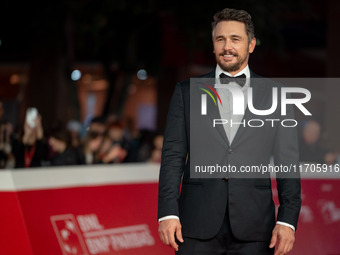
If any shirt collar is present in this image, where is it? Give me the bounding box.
[215,64,250,79]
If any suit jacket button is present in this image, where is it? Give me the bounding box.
[228,148,233,154]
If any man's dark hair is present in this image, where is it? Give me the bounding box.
[212,8,255,42]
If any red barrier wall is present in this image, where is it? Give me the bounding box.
[0,164,339,254]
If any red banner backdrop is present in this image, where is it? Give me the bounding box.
[0,164,339,255]
[0,165,173,255]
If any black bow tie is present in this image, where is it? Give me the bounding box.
[219,73,247,87]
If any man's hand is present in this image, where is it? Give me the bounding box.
[158,219,184,251]
[269,224,295,255]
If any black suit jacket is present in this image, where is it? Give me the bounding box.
[158,70,301,241]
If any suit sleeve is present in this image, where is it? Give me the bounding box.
[273,93,302,230]
[158,83,188,219]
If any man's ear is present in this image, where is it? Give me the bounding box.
[249,37,256,53]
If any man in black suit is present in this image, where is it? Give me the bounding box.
[158,8,301,255]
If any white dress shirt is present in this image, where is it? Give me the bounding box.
[215,64,250,144]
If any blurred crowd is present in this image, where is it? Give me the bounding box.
[1,98,339,169]
[0,100,163,169]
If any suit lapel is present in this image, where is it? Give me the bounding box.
[206,90,230,146]
[231,71,264,145]
[207,71,230,146]
[196,70,230,147]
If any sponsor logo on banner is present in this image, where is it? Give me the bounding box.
[299,205,314,223]
[51,214,88,255]
[51,214,155,255]
[318,200,340,224]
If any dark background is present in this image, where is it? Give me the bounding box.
[1,0,339,149]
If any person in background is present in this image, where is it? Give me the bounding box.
[77,118,106,165]
[0,120,14,168]
[48,126,78,166]
[134,130,155,162]
[149,134,163,163]
[103,120,128,163]
[299,119,337,164]
[0,99,15,168]
[12,113,47,168]
[88,116,106,137]
[97,133,115,163]
[67,120,82,148]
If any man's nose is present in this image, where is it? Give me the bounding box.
[223,39,232,51]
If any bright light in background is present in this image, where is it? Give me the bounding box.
[71,70,82,81]
[137,69,148,80]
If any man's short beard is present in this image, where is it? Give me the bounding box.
[217,55,248,73]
